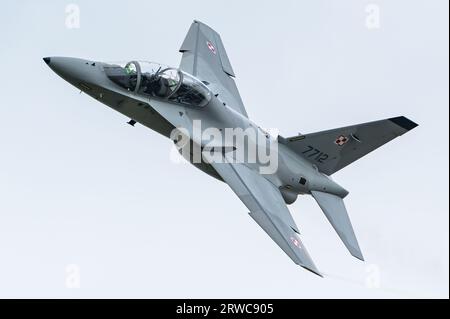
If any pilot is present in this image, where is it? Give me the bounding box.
[154,76,170,97]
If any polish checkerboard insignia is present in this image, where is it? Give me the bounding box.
[290,236,302,249]
[335,135,349,146]
[206,41,217,55]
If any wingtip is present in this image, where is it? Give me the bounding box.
[389,116,419,131]
[301,265,324,278]
[348,244,365,261]
[297,255,323,278]
[351,252,365,262]
[193,19,213,30]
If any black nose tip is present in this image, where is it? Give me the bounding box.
[43,57,51,65]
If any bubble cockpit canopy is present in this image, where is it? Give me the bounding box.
[103,61,211,108]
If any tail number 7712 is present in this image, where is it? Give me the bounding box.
[302,145,329,163]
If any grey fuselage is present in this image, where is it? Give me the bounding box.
[46,57,348,204]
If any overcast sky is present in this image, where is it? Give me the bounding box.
[0,0,448,298]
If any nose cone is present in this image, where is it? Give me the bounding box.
[44,56,86,80]
[43,56,102,90]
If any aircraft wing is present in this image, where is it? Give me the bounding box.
[146,97,320,275]
[179,20,248,117]
[209,156,322,276]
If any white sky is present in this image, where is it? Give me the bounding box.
[0,0,448,298]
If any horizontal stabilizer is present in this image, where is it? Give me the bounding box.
[280,116,418,175]
[311,191,364,261]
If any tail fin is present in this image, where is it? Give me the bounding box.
[279,116,418,175]
[311,191,364,261]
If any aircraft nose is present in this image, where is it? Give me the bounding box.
[43,56,102,90]
[44,56,86,79]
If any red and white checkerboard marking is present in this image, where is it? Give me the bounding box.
[290,236,301,249]
[335,135,349,146]
[206,41,216,55]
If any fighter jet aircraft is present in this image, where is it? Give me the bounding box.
[44,20,417,276]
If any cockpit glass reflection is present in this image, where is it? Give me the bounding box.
[139,68,181,98]
[103,62,138,91]
[168,72,211,107]
[104,61,211,107]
